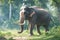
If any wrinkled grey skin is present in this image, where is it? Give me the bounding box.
[18,6,51,35]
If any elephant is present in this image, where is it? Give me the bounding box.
[18,5,52,36]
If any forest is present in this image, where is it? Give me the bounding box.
[0,0,60,40]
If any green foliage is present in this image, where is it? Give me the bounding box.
[51,26,60,37]
[0,31,5,37]
[51,0,60,24]
[9,37,14,40]
[33,0,41,6]
[52,0,60,6]
[5,32,12,36]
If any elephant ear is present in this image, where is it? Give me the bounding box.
[29,8,36,17]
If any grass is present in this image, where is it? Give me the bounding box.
[0,26,60,40]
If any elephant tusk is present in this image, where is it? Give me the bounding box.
[20,21,25,25]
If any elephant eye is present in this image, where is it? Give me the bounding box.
[24,8,28,11]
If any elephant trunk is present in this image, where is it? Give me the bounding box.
[18,25,24,33]
[19,12,25,33]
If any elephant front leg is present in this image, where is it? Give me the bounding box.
[29,14,37,36]
[30,24,35,36]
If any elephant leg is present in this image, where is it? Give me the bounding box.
[37,25,41,35]
[29,14,37,35]
[30,24,35,36]
[43,25,49,34]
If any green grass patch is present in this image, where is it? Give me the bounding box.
[0,26,60,40]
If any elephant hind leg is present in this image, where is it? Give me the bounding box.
[43,25,49,34]
[37,25,41,35]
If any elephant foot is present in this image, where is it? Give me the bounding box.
[29,33,34,36]
[45,31,49,35]
[29,34,34,36]
[38,33,41,35]
[18,31,23,34]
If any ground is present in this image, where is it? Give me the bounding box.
[0,26,60,40]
